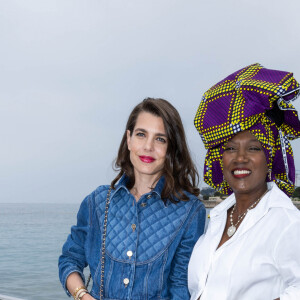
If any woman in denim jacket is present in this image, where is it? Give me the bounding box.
[59,98,206,300]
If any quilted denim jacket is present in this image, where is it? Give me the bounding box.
[58,175,205,300]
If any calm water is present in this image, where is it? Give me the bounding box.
[0,203,89,300]
[0,203,210,300]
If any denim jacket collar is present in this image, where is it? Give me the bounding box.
[112,174,166,201]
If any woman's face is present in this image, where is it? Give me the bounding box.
[127,112,168,181]
[222,130,268,196]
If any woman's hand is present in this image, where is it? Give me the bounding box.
[82,294,96,300]
[66,272,96,300]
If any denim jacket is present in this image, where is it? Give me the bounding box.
[58,176,205,300]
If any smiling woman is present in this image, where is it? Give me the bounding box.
[222,130,269,196]
[189,64,300,300]
[58,98,206,300]
[126,112,168,193]
[111,97,201,204]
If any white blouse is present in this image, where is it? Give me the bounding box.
[188,183,300,300]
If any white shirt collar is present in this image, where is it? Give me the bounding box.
[210,182,295,219]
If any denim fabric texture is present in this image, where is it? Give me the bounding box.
[58,175,206,300]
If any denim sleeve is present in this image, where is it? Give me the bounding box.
[58,195,91,296]
[168,202,206,300]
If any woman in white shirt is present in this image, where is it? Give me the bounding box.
[189,63,300,300]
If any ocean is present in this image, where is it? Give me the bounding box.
[0,203,85,300]
[0,203,209,300]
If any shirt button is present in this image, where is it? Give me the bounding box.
[141,203,147,207]
[147,195,151,199]
[127,250,133,258]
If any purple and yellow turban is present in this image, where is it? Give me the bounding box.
[194,63,300,196]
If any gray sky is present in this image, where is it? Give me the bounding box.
[1,0,300,203]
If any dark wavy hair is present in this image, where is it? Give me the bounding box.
[111,97,200,203]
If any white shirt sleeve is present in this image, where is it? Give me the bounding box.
[274,219,300,300]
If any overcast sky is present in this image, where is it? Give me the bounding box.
[1,0,300,203]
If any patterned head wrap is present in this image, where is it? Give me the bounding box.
[194,63,300,196]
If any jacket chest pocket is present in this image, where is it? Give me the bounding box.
[100,251,169,299]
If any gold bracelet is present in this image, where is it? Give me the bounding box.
[76,290,88,300]
[75,288,88,300]
[74,288,88,300]
[73,286,86,298]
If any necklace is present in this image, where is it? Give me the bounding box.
[131,185,153,201]
[227,189,269,237]
[131,187,143,201]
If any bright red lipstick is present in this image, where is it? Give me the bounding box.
[139,156,155,163]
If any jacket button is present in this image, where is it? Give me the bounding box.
[141,203,147,207]
[131,224,136,232]
[123,278,129,287]
[127,250,133,258]
[147,195,151,199]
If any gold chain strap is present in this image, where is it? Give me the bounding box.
[99,186,112,300]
